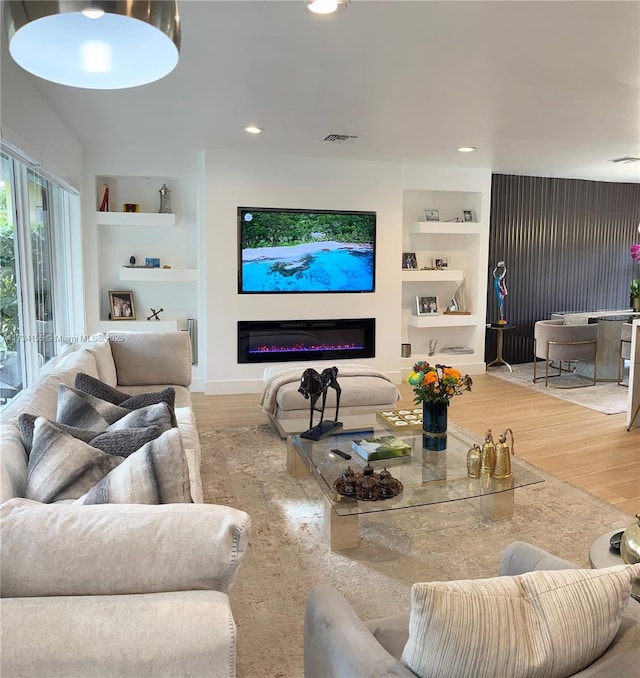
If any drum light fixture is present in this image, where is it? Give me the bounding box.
[3,1,181,89]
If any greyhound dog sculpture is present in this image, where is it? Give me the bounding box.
[298,366,342,440]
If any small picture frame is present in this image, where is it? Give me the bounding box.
[415,295,439,316]
[424,209,440,222]
[109,291,136,320]
[145,257,160,268]
[402,252,418,270]
[462,210,474,222]
[433,257,448,268]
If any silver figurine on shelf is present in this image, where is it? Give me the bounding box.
[159,183,172,214]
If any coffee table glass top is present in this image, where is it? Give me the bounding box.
[288,420,544,516]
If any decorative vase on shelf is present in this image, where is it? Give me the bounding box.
[631,296,640,312]
[422,401,448,451]
[158,183,172,214]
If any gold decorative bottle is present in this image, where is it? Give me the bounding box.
[493,428,515,479]
[480,430,495,475]
[620,514,640,565]
[467,443,482,478]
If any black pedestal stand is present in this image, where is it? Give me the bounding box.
[300,420,343,441]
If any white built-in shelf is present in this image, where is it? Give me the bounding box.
[119,267,197,282]
[407,314,479,328]
[401,269,464,283]
[408,222,482,235]
[398,352,484,378]
[96,211,176,227]
[97,320,179,333]
[400,352,479,365]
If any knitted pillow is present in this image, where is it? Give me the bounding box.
[17,413,164,458]
[75,373,177,426]
[17,412,98,455]
[401,564,640,678]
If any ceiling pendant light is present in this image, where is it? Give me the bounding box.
[3,1,181,90]
[306,0,350,15]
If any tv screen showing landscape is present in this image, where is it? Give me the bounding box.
[238,207,376,294]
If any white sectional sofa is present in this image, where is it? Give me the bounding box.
[0,331,251,678]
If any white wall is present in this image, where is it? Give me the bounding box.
[204,150,404,394]
[0,56,82,189]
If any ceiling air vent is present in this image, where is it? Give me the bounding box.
[324,134,358,143]
[610,156,640,164]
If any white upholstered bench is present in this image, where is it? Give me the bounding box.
[260,364,401,437]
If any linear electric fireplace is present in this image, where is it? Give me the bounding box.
[237,318,375,364]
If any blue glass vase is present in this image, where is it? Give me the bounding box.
[423,401,448,451]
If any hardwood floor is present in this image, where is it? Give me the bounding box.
[191,373,640,516]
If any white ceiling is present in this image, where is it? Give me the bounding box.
[7,0,640,182]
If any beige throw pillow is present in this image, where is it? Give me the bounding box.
[401,564,640,678]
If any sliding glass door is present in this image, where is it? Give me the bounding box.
[0,151,79,407]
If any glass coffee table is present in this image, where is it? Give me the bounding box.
[287,419,544,550]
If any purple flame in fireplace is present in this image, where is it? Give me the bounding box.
[250,341,363,355]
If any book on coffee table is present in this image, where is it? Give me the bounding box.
[351,435,412,462]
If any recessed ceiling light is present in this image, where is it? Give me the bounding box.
[457,146,476,153]
[244,125,263,134]
[307,1,349,15]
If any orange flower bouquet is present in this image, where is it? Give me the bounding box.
[406,361,472,405]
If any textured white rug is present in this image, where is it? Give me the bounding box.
[488,362,629,415]
[200,423,634,677]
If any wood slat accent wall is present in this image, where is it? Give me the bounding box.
[486,174,640,365]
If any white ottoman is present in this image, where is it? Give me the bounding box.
[260,364,401,437]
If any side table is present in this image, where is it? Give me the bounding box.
[589,529,640,602]
[486,324,515,372]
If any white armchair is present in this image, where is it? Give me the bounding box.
[533,319,598,387]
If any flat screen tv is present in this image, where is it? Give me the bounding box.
[238,207,376,294]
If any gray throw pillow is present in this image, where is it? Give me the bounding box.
[74,373,177,426]
[74,428,192,505]
[56,385,129,430]
[105,402,174,433]
[89,426,165,457]
[26,418,123,503]
[17,414,165,458]
[17,412,99,456]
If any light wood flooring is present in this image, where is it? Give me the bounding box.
[191,373,640,516]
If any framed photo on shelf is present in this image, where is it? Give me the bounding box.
[109,291,136,320]
[415,295,439,316]
[433,257,448,268]
[424,209,440,222]
[145,257,160,268]
[462,209,474,222]
[402,252,418,270]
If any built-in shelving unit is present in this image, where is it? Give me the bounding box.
[97,320,179,333]
[96,211,176,228]
[401,269,464,283]
[94,174,199,359]
[407,314,480,328]
[401,188,489,375]
[119,267,198,282]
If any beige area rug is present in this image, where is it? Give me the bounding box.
[199,423,634,678]
[488,362,629,415]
